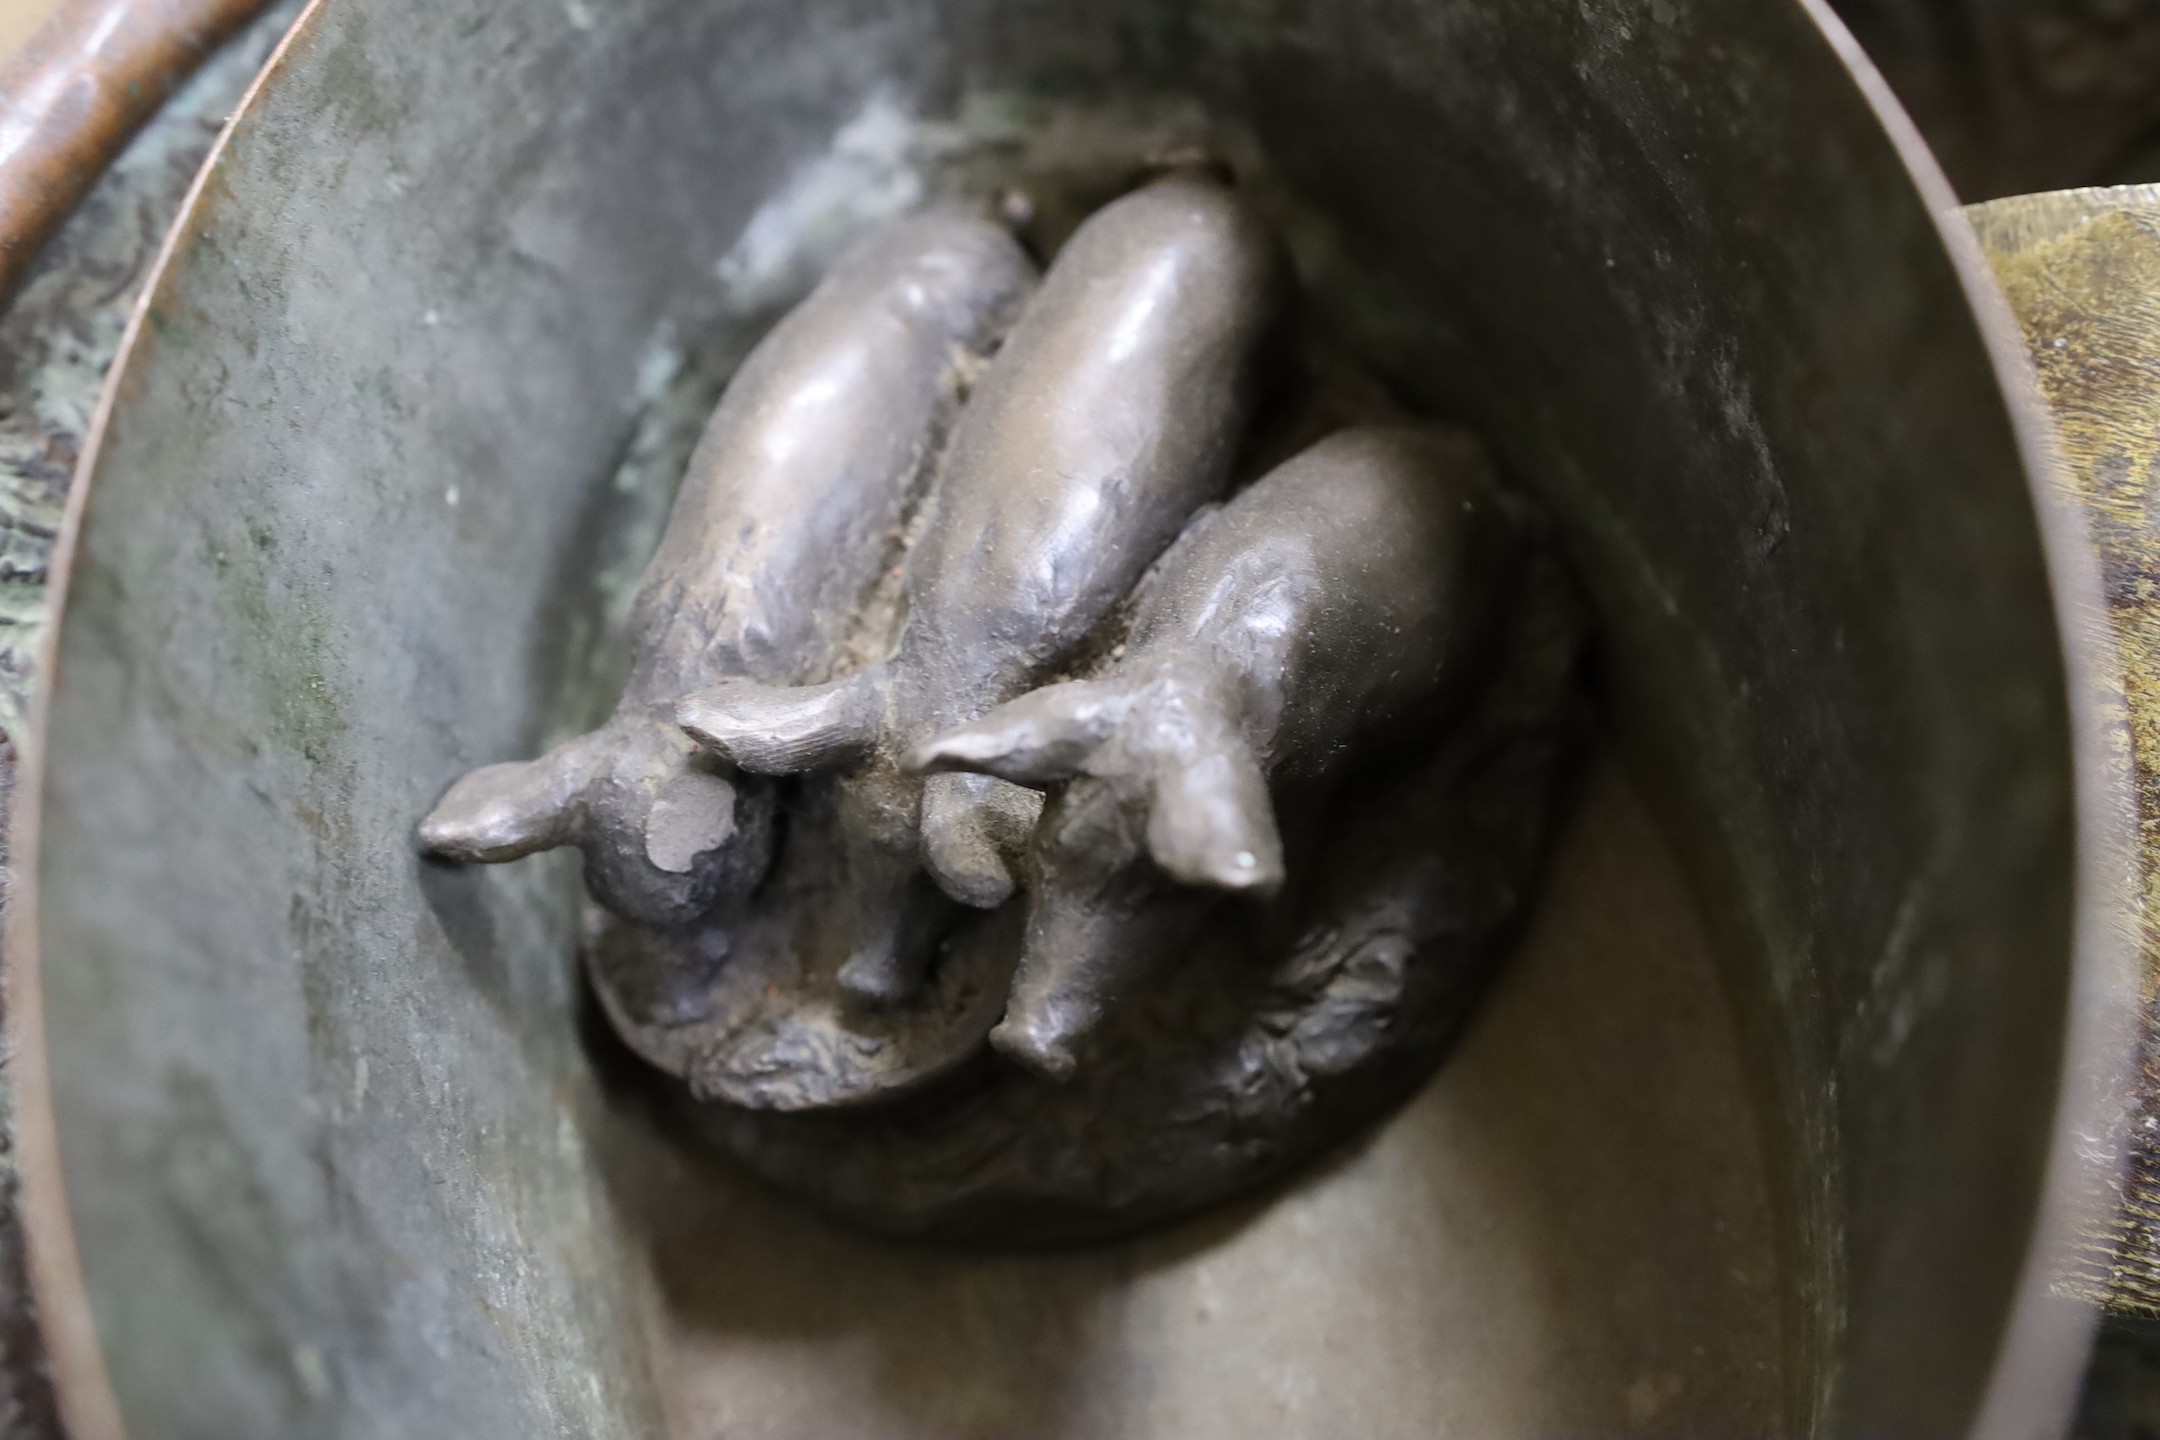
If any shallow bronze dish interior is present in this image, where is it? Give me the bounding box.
[5,0,2126,1435]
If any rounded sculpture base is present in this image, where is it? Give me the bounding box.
[594,558,1585,1242]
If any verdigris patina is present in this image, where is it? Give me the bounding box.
[422,169,1584,1240]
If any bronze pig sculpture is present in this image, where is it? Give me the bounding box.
[419,205,1036,928]
[675,168,1292,1002]
[912,425,1526,1076]
[420,169,1584,1240]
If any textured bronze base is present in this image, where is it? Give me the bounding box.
[666,557,1584,1242]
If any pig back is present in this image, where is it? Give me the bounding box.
[900,175,1291,721]
[1138,424,1525,762]
[627,208,1037,704]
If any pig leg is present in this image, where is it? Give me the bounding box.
[990,776,1212,1079]
[822,768,962,1005]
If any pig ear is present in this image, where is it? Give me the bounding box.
[676,673,882,775]
[418,737,599,862]
[1144,735,1285,894]
[905,680,1128,785]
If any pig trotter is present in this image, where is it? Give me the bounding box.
[920,772,1043,909]
[835,870,958,1006]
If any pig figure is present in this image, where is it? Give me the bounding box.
[677,169,1292,1003]
[418,206,1037,930]
[911,425,1526,1077]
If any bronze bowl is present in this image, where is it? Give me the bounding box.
[4,0,2130,1434]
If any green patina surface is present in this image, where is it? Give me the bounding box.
[0,8,303,1435]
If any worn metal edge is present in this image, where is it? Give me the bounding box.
[1800,5,2140,1438]
[2,2,327,1436]
[0,0,279,307]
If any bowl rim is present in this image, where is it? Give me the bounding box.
[1796,5,2140,1435]
[3,3,328,1435]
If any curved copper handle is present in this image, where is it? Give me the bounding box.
[0,0,274,306]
